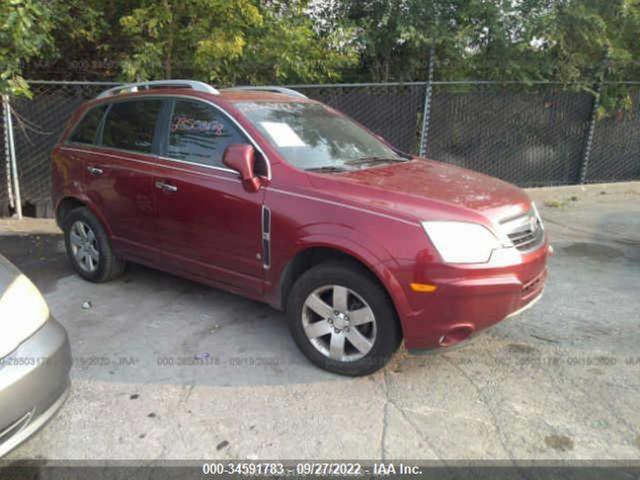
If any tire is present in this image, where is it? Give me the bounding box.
[287,261,402,376]
[63,207,126,283]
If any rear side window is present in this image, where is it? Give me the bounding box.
[168,100,248,167]
[102,99,163,153]
[68,105,107,145]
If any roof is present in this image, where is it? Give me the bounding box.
[95,81,311,103]
[218,90,313,103]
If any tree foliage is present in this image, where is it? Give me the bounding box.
[117,0,356,84]
[0,0,55,97]
[119,0,264,81]
[1,0,638,98]
[311,0,640,84]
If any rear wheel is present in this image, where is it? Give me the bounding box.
[63,207,125,282]
[287,261,401,376]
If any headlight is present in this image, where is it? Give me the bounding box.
[421,221,503,264]
[0,274,49,358]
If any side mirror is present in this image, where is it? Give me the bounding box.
[223,144,261,192]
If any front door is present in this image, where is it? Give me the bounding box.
[152,98,265,294]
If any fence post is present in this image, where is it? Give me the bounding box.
[2,94,22,219]
[419,45,435,157]
[2,95,14,212]
[578,80,602,184]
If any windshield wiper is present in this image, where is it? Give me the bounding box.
[305,166,349,173]
[345,156,407,166]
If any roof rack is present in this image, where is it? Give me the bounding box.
[221,86,308,99]
[96,80,219,99]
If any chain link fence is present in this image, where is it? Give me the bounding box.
[1,80,639,218]
[426,83,594,187]
[2,82,117,217]
[587,85,640,184]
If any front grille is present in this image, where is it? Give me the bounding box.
[508,226,544,250]
[500,210,544,252]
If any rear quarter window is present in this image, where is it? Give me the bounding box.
[68,105,107,145]
[102,99,163,153]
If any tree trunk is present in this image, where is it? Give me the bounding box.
[164,0,173,78]
[165,35,173,78]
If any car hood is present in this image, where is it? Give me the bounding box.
[307,158,532,223]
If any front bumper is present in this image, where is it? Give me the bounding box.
[0,317,72,458]
[391,240,549,350]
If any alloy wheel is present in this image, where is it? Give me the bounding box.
[302,285,377,362]
[69,220,100,273]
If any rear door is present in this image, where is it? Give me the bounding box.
[152,98,265,294]
[84,98,165,258]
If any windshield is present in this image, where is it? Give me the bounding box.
[235,102,407,172]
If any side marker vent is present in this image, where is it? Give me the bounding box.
[261,206,271,269]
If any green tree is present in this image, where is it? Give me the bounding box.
[310,0,561,82]
[119,0,262,81]
[232,1,357,84]
[0,0,56,96]
[311,0,640,86]
[311,0,455,82]
[118,0,356,84]
[2,0,129,90]
[454,0,556,81]
[549,0,639,81]
[5,0,640,96]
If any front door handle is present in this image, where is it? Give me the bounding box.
[87,166,103,176]
[155,181,178,193]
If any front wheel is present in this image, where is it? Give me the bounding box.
[287,261,402,376]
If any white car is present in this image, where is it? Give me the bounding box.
[0,254,72,457]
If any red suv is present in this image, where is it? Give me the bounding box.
[52,80,549,376]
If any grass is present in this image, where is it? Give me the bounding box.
[543,196,579,208]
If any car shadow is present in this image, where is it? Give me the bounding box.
[0,232,73,294]
[0,232,352,387]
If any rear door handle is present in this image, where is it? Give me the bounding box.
[87,166,103,176]
[155,181,178,193]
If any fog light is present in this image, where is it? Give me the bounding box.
[439,326,473,347]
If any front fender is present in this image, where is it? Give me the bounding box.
[268,227,411,330]
[297,223,394,265]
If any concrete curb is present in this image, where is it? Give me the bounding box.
[525,181,640,204]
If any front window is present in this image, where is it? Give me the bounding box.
[236,102,407,172]
[168,100,248,168]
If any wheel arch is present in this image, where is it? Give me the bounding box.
[55,197,85,227]
[55,196,113,237]
[276,241,407,338]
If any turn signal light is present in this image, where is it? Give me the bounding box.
[410,282,438,293]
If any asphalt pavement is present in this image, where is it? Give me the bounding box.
[1,182,638,460]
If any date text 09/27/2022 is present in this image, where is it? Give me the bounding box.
[201,462,423,476]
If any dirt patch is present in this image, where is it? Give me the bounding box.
[543,196,579,209]
[507,343,540,355]
[545,434,575,452]
[561,243,623,262]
